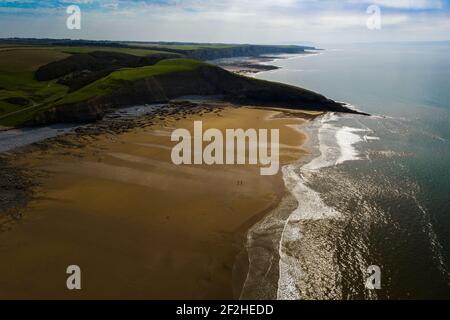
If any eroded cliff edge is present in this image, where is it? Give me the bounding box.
[32,62,366,125]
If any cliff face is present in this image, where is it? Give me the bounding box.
[32,64,364,125]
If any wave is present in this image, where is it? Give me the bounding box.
[277,113,373,299]
[304,113,373,171]
[241,112,374,300]
[277,164,341,300]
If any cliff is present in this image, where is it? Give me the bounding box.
[184,45,314,60]
[31,61,365,125]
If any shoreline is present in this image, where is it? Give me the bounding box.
[239,111,321,300]
[0,48,363,299]
[210,51,320,76]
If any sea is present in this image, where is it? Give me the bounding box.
[241,42,450,300]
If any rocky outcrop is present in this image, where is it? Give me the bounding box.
[31,64,366,125]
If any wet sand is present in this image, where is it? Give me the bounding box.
[0,106,314,299]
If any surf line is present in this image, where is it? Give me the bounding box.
[171,121,280,176]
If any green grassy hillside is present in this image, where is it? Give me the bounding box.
[0,46,175,126]
[56,46,172,56]
[0,48,70,72]
[0,56,208,126]
[56,59,206,106]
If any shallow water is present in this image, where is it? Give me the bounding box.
[0,104,165,154]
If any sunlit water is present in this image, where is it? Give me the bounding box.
[242,43,450,299]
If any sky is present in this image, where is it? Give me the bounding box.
[0,0,449,45]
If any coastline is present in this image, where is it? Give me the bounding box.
[0,49,366,299]
[210,51,320,76]
[0,103,317,299]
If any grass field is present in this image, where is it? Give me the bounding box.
[0,45,180,72]
[0,70,69,126]
[0,46,179,73]
[123,42,238,50]
[57,59,205,106]
[0,100,22,115]
[55,46,176,56]
[0,72,67,104]
[0,49,70,72]
[0,72,67,101]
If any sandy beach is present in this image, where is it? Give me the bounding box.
[0,105,316,299]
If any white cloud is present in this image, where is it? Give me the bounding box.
[59,0,94,3]
[0,0,449,44]
[357,0,443,9]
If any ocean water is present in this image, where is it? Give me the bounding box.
[241,43,450,300]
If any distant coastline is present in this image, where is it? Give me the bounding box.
[210,51,321,76]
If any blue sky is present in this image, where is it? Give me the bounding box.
[0,0,449,44]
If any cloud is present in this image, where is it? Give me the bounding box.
[357,0,443,9]
[60,0,94,3]
[101,1,119,10]
[0,0,449,43]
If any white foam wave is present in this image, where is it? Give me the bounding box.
[341,102,367,115]
[364,135,381,142]
[276,113,371,300]
[304,115,369,171]
[277,165,341,300]
[336,126,368,165]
